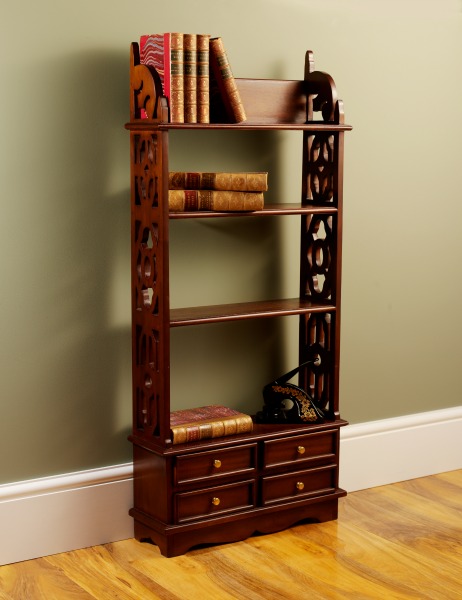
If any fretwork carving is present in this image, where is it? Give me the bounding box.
[133,134,159,208]
[305,133,335,203]
[134,325,160,436]
[299,312,334,416]
[304,51,338,123]
[301,214,335,301]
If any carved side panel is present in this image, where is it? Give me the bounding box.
[300,213,336,301]
[304,133,335,204]
[130,130,169,444]
[299,58,345,419]
[299,312,336,418]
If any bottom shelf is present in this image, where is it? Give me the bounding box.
[130,490,346,557]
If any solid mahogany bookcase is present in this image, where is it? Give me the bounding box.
[126,42,351,557]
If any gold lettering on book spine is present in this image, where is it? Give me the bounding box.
[183,33,197,123]
[197,34,210,123]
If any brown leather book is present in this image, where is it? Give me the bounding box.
[170,405,253,444]
[168,189,264,212]
[169,171,268,192]
[196,34,210,123]
[209,37,246,123]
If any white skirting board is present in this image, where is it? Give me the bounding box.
[1,406,461,566]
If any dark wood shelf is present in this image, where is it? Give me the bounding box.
[169,203,338,219]
[127,120,352,132]
[170,297,335,327]
[130,419,349,456]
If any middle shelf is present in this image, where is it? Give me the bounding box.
[169,203,338,219]
[170,297,336,327]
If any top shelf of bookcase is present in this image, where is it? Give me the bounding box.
[128,42,351,129]
[128,120,352,132]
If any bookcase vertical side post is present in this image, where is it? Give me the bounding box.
[331,101,345,420]
[129,126,171,447]
[299,125,344,419]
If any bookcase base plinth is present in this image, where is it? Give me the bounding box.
[130,491,346,558]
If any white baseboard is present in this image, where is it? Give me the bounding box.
[339,406,462,492]
[0,464,134,566]
[1,406,461,565]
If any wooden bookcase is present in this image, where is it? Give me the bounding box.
[126,42,351,557]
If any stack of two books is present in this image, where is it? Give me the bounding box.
[168,171,268,212]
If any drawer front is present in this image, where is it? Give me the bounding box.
[261,464,337,506]
[263,430,338,470]
[175,480,255,523]
[174,444,257,485]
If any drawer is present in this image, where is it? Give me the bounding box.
[175,480,256,523]
[174,444,257,485]
[263,430,338,470]
[261,464,337,506]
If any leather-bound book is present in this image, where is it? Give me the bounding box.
[170,405,253,445]
[183,33,197,123]
[169,171,268,192]
[168,189,264,212]
[209,37,246,123]
[196,34,211,123]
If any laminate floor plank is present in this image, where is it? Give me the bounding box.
[1,470,461,600]
[0,558,94,600]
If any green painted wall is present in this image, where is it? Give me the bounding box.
[1,0,461,485]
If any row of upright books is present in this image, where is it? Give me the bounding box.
[139,33,246,124]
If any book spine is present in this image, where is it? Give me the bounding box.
[169,190,264,212]
[183,34,197,123]
[171,416,253,445]
[170,33,184,123]
[209,37,246,123]
[196,34,210,123]
[169,171,268,192]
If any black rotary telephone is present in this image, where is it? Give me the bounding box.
[256,359,325,424]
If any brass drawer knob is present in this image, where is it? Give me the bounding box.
[213,459,222,469]
[297,446,306,455]
[296,481,305,491]
[211,497,221,506]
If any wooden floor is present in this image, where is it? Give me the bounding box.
[1,470,461,599]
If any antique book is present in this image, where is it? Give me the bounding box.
[170,405,253,445]
[169,189,264,212]
[140,32,184,123]
[169,171,268,192]
[196,34,211,123]
[209,37,246,123]
[183,33,197,123]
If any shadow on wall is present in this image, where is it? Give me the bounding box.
[0,49,133,483]
[2,47,298,483]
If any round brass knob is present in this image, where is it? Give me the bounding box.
[297,446,306,455]
[296,481,305,491]
[211,497,221,506]
[213,459,222,469]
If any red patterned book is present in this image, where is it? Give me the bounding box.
[196,34,210,123]
[169,189,264,212]
[170,405,253,445]
[209,37,246,123]
[140,33,184,123]
[169,171,268,192]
